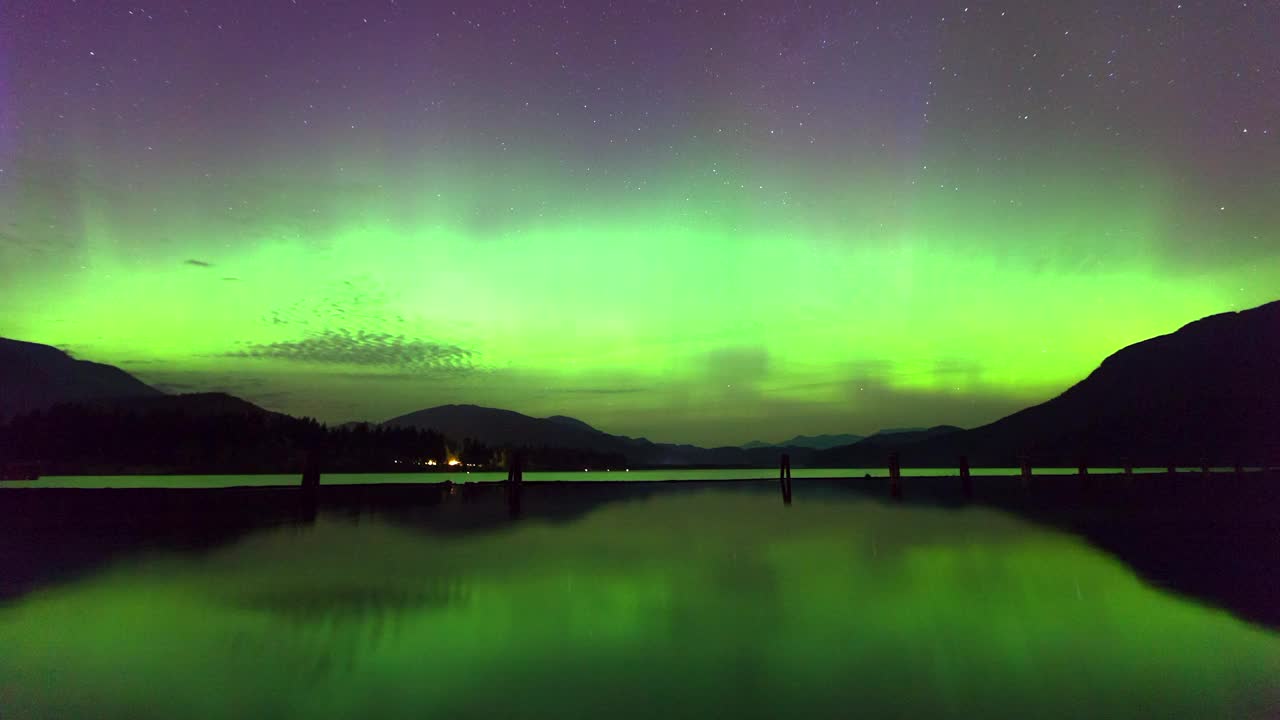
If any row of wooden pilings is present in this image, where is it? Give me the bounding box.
[294,450,529,517]
[295,450,1257,511]
[777,453,1258,503]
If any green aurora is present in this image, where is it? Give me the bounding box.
[2,1,1277,443]
[2,145,1275,443]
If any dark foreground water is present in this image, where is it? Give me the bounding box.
[1,487,1278,719]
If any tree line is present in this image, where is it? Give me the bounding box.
[0,403,625,475]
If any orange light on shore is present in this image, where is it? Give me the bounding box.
[447,458,462,467]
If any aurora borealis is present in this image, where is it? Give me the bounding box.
[1,1,1277,444]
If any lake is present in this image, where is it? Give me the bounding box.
[0,483,1277,718]
[10,466,1204,488]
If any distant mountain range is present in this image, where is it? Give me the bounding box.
[742,434,864,450]
[872,427,930,436]
[740,428,934,450]
[3,299,1278,468]
[80,391,283,418]
[810,426,965,465]
[383,404,801,466]
[813,300,1280,467]
[0,338,162,419]
[386,405,625,450]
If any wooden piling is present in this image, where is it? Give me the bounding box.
[959,455,972,499]
[299,451,320,522]
[889,452,902,500]
[1200,458,1210,480]
[779,453,793,505]
[506,451,523,518]
[301,452,321,490]
[1019,455,1032,488]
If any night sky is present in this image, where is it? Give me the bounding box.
[1,1,1277,444]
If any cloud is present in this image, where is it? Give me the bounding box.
[262,277,395,327]
[706,347,770,380]
[184,259,213,267]
[224,329,477,372]
[702,346,772,400]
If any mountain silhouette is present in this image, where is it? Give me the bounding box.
[817,300,1280,467]
[0,338,162,419]
[7,299,1278,470]
[812,426,963,465]
[743,434,865,450]
[545,414,609,433]
[384,404,623,450]
[84,392,279,417]
[383,404,811,466]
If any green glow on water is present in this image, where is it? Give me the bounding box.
[1,492,1277,718]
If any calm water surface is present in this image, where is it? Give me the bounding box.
[1,489,1277,719]
[17,466,1200,488]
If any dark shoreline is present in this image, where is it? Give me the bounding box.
[3,472,1278,631]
